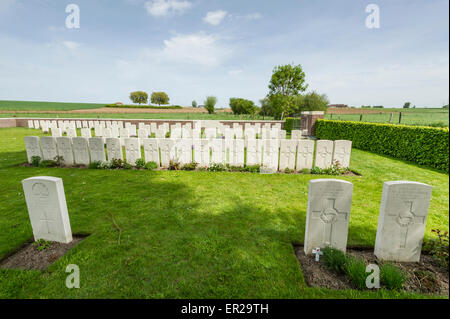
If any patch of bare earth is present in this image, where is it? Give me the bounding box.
[294,245,448,296]
[0,236,86,271]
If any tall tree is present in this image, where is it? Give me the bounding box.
[204,96,217,114]
[129,91,148,105]
[267,63,308,119]
[151,92,170,106]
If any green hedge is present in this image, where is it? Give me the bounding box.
[315,119,449,172]
[284,117,294,133]
[105,104,183,109]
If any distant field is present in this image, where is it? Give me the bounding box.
[0,100,105,111]
[0,112,274,121]
[326,108,449,127]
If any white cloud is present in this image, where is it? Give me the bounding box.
[203,10,228,26]
[62,41,81,50]
[162,32,232,66]
[145,0,191,17]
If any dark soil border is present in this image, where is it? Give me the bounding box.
[0,234,88,271]
[293,244,449,296]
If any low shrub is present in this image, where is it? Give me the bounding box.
[322,247,347,275]
[31,156,41,167]
[89,161,103,169]
[315,119,449,172]
[181,162,198,171]
[123,162,132,169]
[135,158,146,169]
[423,229,449,268]
[53,155,64,167]
[39,160,58,168]
[208,163,227,172]
[244,165,261,173]
[310,162,349,175]
[168,160,180,170]
[284,117,294,133]
[144,161,158,170]
[380,263,407,290]
[109,159,125,169]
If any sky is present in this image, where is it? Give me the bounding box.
[0,0,448,108]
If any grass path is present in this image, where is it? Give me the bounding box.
[0,128,448,298]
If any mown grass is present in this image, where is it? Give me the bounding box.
[0,100,106,111]
[325,109,449,127]
[0,128,448,298]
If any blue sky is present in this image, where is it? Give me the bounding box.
[0,0,448,107]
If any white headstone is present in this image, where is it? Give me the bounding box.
[315,140,333,169]
[246,139,259,166]
[211,139,223,164]
[245,128,256,140]
[232,139,245,166]
[291,130,301,140]
[24,136,43,163]
[279,139,297,170]
[66,128,77,138]
[304,179,353,254]
[142,138,160,166]
[138,128,149,139]
[82,121,88,128]
[56,137,74,166]
[205,128,216,139]
[278,130,287,140]
[124,138,141,165]
[106,138,123,161]
[296,140,315,170]
[72,137,90,165]
[34,120,40,129]
[41,137,58,161]
[333,140,352,168]
[51,127,62,138]
[28,120,34,129]
[81,128,92,138]
[94,125,103,137]
[262,139,279,171]
[22,176,72,243]
[89,137,106,163]
[374,181,432,262]
[155,129,166,139]
[75,121,82,128]
[159,139,175,167]
[175,139,192,165]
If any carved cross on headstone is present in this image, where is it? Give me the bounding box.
[318,146,331,160]
[39,208,55,234]
[388,200,426,249]
[312,198,349,246]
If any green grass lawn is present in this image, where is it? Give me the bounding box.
[325,108,449,127]
[0,100,107,111]
[0,128,448,298]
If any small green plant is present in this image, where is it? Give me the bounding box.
[39,160,58,168]
[33,239,51,252]
[344,256,368,289]
[299,168,310,174]
[208,163,227,172]
[322,246,347,275]
[89,161,103,169]
[181,162,198,171]
[144,161,158,170]
[135,158,146,169]
[53,155,64,167]
[380,263,407,290]
[168,160,180,170]
[284,167,294,174]
[244,164,260,173]
[31,156,41,167]
[110,159,125,169]
[423,228,449,268]
[310,166,324,174]
[123,162,132,170]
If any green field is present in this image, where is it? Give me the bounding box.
[0,100,106,111]
[326,108,449,127]
[1,113,274,121]
[0,128,448,298]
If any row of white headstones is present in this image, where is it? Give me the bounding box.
[30,119,306,140]
[25,136,352,171]
[22,176,432,263]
